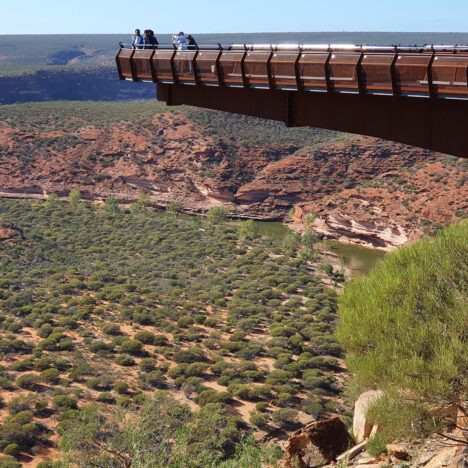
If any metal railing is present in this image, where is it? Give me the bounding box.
[116,43,468,99]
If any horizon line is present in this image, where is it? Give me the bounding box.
[2,30,468,36]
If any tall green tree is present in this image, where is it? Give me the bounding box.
[68,190,81,211]
[337,221,468,442]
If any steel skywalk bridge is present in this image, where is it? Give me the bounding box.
[116,43,468,157]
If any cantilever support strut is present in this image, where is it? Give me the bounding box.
[427,50,436,98]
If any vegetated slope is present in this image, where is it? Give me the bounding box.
[0,199,342,465]
[0,100,466,250]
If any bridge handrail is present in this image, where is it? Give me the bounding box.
[119,42,468,53]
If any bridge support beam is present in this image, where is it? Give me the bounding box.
[157,83,468,157]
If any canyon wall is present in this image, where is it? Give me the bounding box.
[1,107,466,250]
[0,68,154,104]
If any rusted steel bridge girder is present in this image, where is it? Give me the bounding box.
[117,43,468,157]
[157,83,468,158]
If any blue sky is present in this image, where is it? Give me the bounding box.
[1,0,467,34]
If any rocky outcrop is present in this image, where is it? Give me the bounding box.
[282,417,352,467]
[353,391,384,443]
[308,213,408,251]
[424,444,468,468]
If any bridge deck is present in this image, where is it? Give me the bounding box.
[117,44,468,99]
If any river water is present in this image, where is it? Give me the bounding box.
[249,221,385,277]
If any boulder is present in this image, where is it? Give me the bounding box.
[353,390,384,443]
[282,417,352,468]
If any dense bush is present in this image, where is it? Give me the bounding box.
[0,198,343,460]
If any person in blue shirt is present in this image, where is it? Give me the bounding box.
[132,29,144,49]
[173,32,188,51]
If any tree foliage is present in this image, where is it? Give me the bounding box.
[337,221,468,440]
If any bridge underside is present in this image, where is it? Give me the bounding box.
[157,83,467,157]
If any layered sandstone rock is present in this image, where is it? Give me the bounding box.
[1,112,466,249]
[282,417,352,467]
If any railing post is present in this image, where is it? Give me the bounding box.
[215,46,224,86]
[294,49,303,92]
[170,47,178,84]
[356,52,365,94]
[192,48,200,85]
[390,51,400,98]
[325,50,333,93]
[427,49,436,98]
[149,50,158,83]
[240,45,248,88]
[115,48,124,80]
[129,49,138,82]
[266,50,274,90]
[466,63,468,97]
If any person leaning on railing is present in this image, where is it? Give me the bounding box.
[144,29,159,49]
[132,29,144,49]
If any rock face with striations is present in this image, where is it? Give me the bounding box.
[1,111,466,250]
[282,417,352,467]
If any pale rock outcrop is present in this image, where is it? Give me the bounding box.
[353,390,384,443]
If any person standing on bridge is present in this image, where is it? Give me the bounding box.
[132,29,144,49]
[144,30,159,49]
[173,32,188,51]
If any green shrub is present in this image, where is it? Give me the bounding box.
[120,340,143,355]
[53,395,78,411]
[101,323,121,336]
[134,331,155,344]
[11,411,33,425]
[174,348,207,364]
[139,358,155,373]
[7,397,31,415]
[249,412,269,428]
[115,354,135,366]
[366,434,388,457]
[255,402,268,412]
[206,207,228,224]
[114,381,129,395]
[3,443,20,457]
[16,373,39,390]
[89,340,112,354]
[140,371,166,389]
[0,455,21,467]
[40,368,60,384]
[271,408,298,425]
